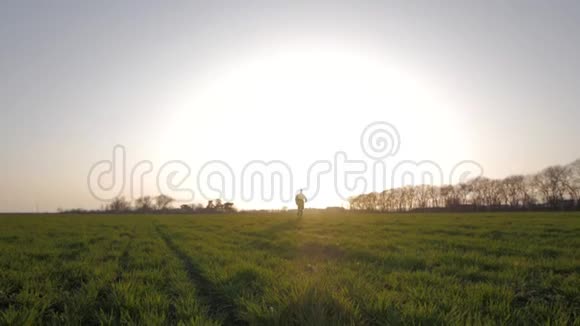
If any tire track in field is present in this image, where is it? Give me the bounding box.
[90,226,136,325]
[113,225,136,282]
[154,223,246,326]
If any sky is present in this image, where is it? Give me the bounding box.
[1,1,580,212]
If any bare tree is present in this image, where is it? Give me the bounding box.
[215,199,224,211]
[155,194,174,211]
[135,196,154,212]
[456,183,471,206]
[569,159,580,207]
[224,202,237,212]
[488,179,505,207]
[414,185,429,209]
[379,190,393,212]
[503,175,530,208]
[534,166,571,208]
[427,185,440,208]
[108,196,131,212]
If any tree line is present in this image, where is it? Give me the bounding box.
[60,195,237,214]
[348,160,580,212]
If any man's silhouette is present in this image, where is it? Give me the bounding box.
[295,189,307,217]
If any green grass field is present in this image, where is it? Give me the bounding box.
[0,212,579,325]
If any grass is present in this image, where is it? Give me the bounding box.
[0,211,579,325]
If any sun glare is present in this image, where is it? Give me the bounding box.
[166,44,462,155]
[159,44,468,208]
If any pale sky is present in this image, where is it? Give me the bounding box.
[1,1,579,212]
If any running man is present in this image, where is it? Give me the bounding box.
[295,189,307,217]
